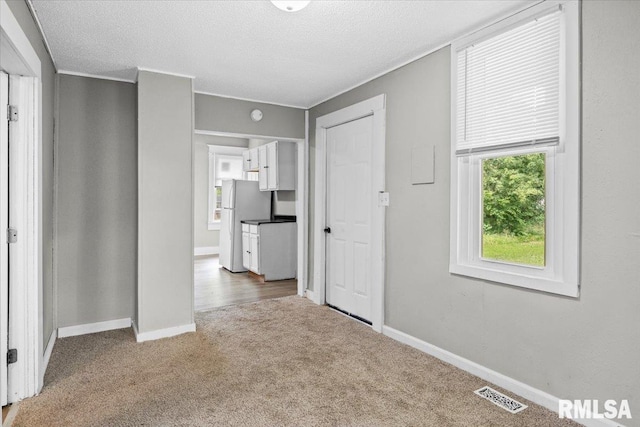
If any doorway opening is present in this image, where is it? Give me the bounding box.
[192,131,307,312]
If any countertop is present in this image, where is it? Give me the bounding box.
[241,218,296,225]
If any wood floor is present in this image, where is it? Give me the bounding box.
[194,255,297,311]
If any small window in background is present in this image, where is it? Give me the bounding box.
[212,186,222,222]
[208,148,247,229]
[211,154,244,224]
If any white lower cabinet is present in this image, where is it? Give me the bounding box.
[249,233,260,273]
[241,221,296,281]
[242,229,251,270]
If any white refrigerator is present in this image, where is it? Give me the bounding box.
[219,180,271,272]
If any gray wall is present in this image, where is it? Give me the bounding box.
[195,93,305,139]
[308,1,639,422]
[193,134,249,250]
[56,75,137,327]
[137,71,193,333]
[6,0,56,350]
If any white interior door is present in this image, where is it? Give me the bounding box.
[0,71,8,407]
[325,115,374,321]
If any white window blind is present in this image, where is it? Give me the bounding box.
[456,9,562,155]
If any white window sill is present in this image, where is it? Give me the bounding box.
[208,222,221,231]
[449,263,579,298]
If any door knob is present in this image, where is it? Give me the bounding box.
[324,227,331,234]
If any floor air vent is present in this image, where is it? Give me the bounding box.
[474,386,528,414]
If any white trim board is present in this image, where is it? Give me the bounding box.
[58,318,132,338]
[194,90,306,110]
[305,289,315,302]
[382,326,622,427]
[136,67,195,80]
[194,246,219,256]
[297,110,309,297]
[1,0,44,403]
[2,401,19,427]
[194,129,304,144]
[313,94,386,333]
[24,0,57,71]
[57,70,135,84]
[0,0,41,78]
[41,330,56,379]
[133,322,196,343]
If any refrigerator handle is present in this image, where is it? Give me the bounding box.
[229,209,234,239]
[228,181,235,209]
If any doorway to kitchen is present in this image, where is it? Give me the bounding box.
[192,130,307,312]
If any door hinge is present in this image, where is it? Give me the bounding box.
[7,228,17,244]
[8,105,18,121]
[7,348,17,364]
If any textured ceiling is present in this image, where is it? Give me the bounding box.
[31,0,534,108]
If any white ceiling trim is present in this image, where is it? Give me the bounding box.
[193,90,307,110]
[24,0,56,71]
[136,67,195,80]
[194,129,303,143]
[57,70,135,84]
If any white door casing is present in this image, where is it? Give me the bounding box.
[313,94,386,332]
[193,128,308,299]
[326,116,374,321]
[1,0,55,399]
[0,71,8,407]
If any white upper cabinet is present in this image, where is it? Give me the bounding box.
[258,145,269,190]
[256,141,295,191]
[242,147,259,172]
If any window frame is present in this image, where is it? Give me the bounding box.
[207,145,247,230]
[449,0,581,297]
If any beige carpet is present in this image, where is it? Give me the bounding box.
[13,297,577,426]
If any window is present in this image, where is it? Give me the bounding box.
[208,146,246,230]
[450,1,580,297]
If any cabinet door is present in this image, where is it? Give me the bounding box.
[250,147,259,171]
[258,145,268,191]
[242,232,251,269]
[267,142,278,190]
[250,233,260,273]
[242,150,252,172]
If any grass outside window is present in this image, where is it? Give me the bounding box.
[481,153,546,267]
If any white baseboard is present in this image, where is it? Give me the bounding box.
[382,326,622,427]
[194,246,219,256]
[42,329,56,371]
[133,322,196,343]
[2,401,19,427]
[305,289,315,302]
[58,317,132,338]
